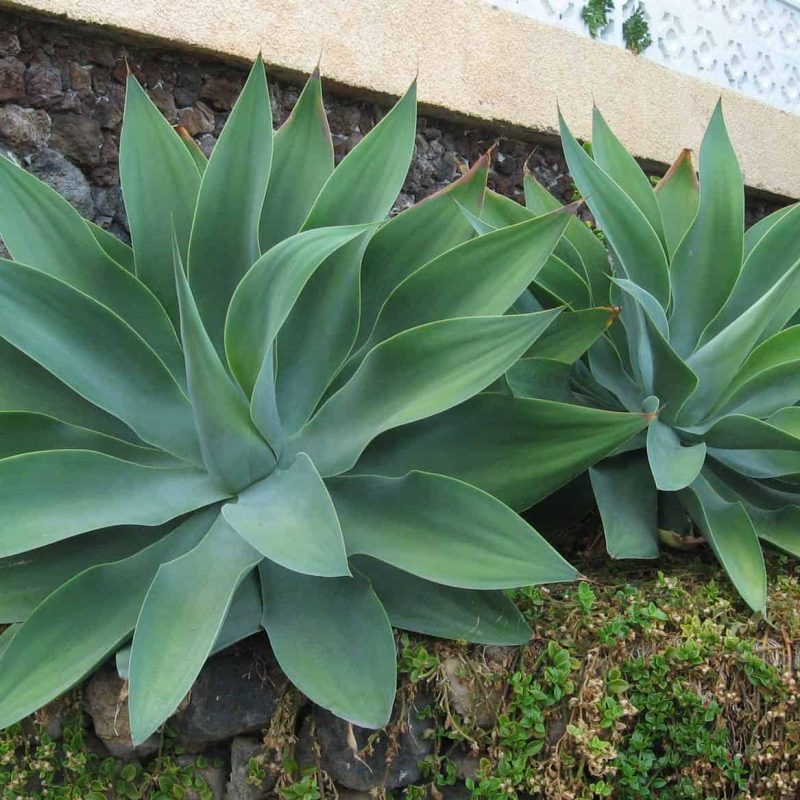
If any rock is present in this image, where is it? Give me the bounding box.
[178,101,215,136]
[68,62,92,92]
[28,143,90,199]
[442,654,507,728]
[197,133,216,157]
[35,696,70,741]
[94,90,124,129]
[50,112,103,165]
[314,696,435,790]
[448,745,480,781]
[29,148,94,216]
[199,75,242,110]
[177,755,227,800]
[226,736,278,800]
[0,31,20,58]
[0,104,50,152]
[171,643,285,751]
[84,663,161,760]
[148,86,177,121]
[24,63,62,106]
[0,57,24,101]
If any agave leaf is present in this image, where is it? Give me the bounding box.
[354,394,650,511]
[534,254,592,309]
[0,450,227,557]
[276,83,417,435]
[646,419,706,491]
[746,506,800,558]
[176,125,208,173]
[523,172,612,306]
[188,58,273,355]
[294,312,560,476]
[591,106,666,247]
[768,407,800,436]
[115,569,263,680]
[0,157,185,383]
[612,278,668,339]
[714,360,800,420]
[0,525,171,623]
[0,510,216,730]
[682,260,800,423]
[330,472,577,589]
[352,556,531,645]
[86,221,135,272]
[653,149,699,258]
[0,625,18,661]
[506,358,574,402]
[709,449,800,480]
[700,416,800,478]
[669,102,744,356]
[222,452,349,577]
[525,307,617,362]
[226,224,375,396]
[680,474,766,613]
[204,568,262,653]
[559,112,670,308]
[0,260,201,461]
[259,68,334,253]
[128,515,261,744]
[363,210,570,350]
[704,459,800,511]
[470,190,595,309]
[483,190,591,289]
[358,154,489,348]
[613,281,697,423]
[590,452,659,558]
[120,76,202,322]
[705,204,800,345]
[260,560,396,729]
[0,411,178,466]
[587,336,643,411]
[0,338,139,442]
[173,236,275,490]
[744,204,795,257]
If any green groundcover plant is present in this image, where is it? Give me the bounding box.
[0,59,647,741]
[477,102,800,613]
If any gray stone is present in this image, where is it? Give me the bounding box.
[314,696,435,791]
[226,736,278,800]
[199,75,242,110]
[0,104,50,152]
[29,148,94,217]
[171,644,285,751]
[442,650,511,728]
[84,663,161,760]
[50,112,103,165]
[0,57,24,101]
[24,63,62,106]
[68,62,93,92]
[0,31,20,58]
[177,755,227,800]
[178,101,215,136]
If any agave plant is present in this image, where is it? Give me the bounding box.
[497,102,800,612]
[0,58,650,741]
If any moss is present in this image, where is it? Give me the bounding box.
[0,712,218,800]
[5,548,800,798]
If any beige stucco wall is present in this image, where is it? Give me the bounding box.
[4,0,799,199]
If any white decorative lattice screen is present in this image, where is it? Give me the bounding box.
[486,0,800,115]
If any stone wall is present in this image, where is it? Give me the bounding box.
[0,7,779,250]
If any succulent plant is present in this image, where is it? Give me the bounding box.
[504,101,800,612]
[0,58,649,740]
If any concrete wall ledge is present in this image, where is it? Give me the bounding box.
[3,0,798,200]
